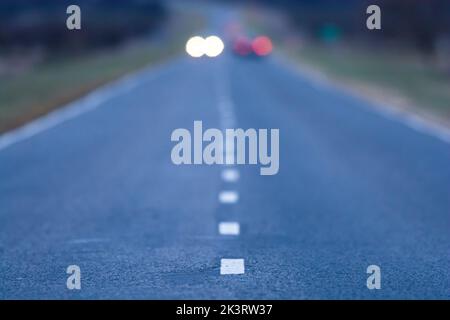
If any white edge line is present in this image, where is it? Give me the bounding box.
[274,53,450,145]
[0,57,178,152]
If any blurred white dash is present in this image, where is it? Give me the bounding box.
[220,259,245,275]
[219,222,240,235]
[221,169,239,182]
[218,191,239,204]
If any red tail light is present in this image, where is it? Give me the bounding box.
[233,37,252,56]
[251,36,273,56]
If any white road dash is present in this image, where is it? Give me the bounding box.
[219,191,239,204]
[68,238,109,244]
[216,56,237,131]
[221,168,239,182]
[218,222,240,235]
[220,258,245,275]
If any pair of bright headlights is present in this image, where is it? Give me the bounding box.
[185,36,225,58]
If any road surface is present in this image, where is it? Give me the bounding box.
[1,7,449,299]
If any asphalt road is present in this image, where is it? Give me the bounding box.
[1,8,450,299]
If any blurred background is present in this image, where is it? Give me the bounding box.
[1,0,450,133]
[0,0,201,132]
[1,0,450,300]
[242,0,450,127]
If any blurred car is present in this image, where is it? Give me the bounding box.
[231,35,273,57]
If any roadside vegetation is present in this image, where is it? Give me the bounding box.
[0,0,203,133]
[243,0,450,126]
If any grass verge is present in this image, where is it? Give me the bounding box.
[0,11,203,133]
[243,6,450,126]
[295,44,450,123]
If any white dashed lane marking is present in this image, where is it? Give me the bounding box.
[218,191,239,204]
[221,168,239,182]
[220,259,245,275]
[216,56,245,276]
[218,222,240,235]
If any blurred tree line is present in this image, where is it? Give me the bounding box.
[244,0,450,56]
[0,0,167,52]
[288,0,450,54]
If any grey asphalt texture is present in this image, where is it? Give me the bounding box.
[1,8,449,300]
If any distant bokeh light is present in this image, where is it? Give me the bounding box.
[233,36,253,56]
[186,36,205,57]
[319,24,342,44]
[252,36,273,56]
[204,36,224,57]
